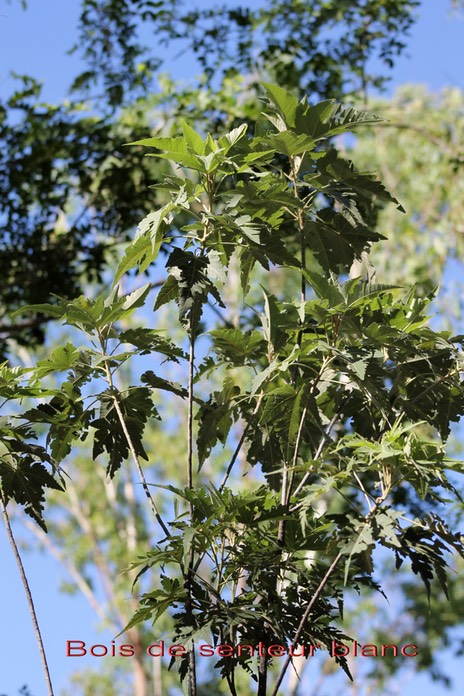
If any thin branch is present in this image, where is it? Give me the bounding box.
[270,551,343,696]
[207,298,234,327]
[111,393,170,538]
[273,478,392,696]
[219,393,264,492]
[0,316,54,336]
[407,368,459,410]
[219,427,249,492]
[185,306,198,696]
[0,281,165,338]
[284,402,309,508]
[101,356,170,538]
[1,493,55,696]
[375,120,452,150]
[352,471,374,512]
[279,158,307,548]
[187,321,196,493]
[291,402,345,502]
[66,482,126,625]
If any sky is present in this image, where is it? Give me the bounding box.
[0,1,464,695]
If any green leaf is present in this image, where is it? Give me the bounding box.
[260,289,287,353]
[119,328,185,361]
[128,136,206,171]
[294,101,384,141]
[262,83,299,128]
[141,371,188,398]
[196,380,239,467]
[115,204,175,283]
[263,130,315,157]
[210,328,266,366]
[91,388,158,478]
[181,120,206,154]
[32,343,82,381]
[0,448,64,531]
[154,274,179,311]
[305,208,384,273]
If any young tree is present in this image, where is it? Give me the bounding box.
[2,83,463,695]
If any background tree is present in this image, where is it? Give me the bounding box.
[347,85,464,304]
[3,84,464,696]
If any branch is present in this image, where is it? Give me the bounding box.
[291,400,346,502]
[272,487,390,695]
[66,482,127,628]
[101,355,170,538]
[186,301,199,696]
[0,316,54,336]
[270,551,343,696]
[0,493,55,696]
[111,393,170,538]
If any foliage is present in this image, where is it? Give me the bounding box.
[70,0,420,107]
[3,84,464,695]
[346,85,464,307]
[0,0,423,356]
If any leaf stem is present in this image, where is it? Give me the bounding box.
[186,307,198,696]
[291,399,346,502]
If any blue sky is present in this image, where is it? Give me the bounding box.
[1,0,463,101]
[0,1,463,694]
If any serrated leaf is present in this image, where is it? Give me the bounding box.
[119,328,185,361]
[91,388,158,478]
[0,454,64,531]
[181,120,206,154]
[127,135,206,171]
[115,204,175,283]
[32,344,81,381]
[264,130,315,156]
[154,274,179,311]
[141,371,188,398]
[262,82,299,128]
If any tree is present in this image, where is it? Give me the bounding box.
[0,0,422,355]
[346,85,464,305]
[2,2,464,694]
[2,83,463,696]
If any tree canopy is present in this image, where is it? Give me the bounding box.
[1,2,463,695]
[0,0,421,354]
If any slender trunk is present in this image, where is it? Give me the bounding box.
[257,649,268,696]
[186,307,198,696]
[152,654,163,696]
[129,629,148,696]
[1,495,54,696]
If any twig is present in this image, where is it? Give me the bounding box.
[291,403,344,502]
[102,356,170,538]
[352,471,374,512]
[111,393,170,538]
[22,516,110,626]
[219,393,264,492]
[285,402,309,508]
[219,427,249,492]
[186,307,198,696]
[270,551,343,696]
[0,493,55,696]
